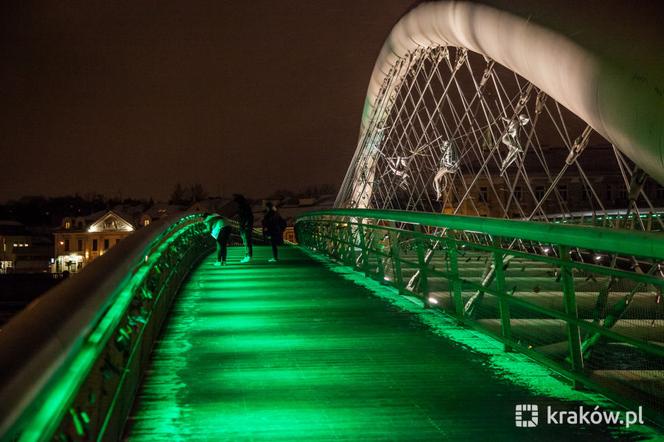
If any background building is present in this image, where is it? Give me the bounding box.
[0,221,31,273]
[0,221,52,273]
[53,210,135,273]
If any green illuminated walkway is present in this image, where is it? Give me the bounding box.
[125,246,655,441]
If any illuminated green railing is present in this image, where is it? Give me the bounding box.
[295,208,664,425]
[0,214,215,442]
[534,209,664,231]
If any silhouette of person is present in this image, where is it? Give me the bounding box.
[204,213,231,266]
[262,202,287,262]
[233,194,254,263]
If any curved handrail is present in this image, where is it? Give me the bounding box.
[358,1,664,184]
[0,212,207,440]
[297,208,664,260]
[295,208,664,424]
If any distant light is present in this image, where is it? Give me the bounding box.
[593,254,602,261]
[542,246,551,254]
[428,297,439,305]
[59,241,64,245]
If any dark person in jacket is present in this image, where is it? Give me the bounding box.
[262,202,287,262]
[233,194,254,263]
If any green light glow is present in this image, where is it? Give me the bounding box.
[126,246,661,440]
[14,217,201,442]
[297,208,664,260]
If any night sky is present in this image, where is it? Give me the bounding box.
[0,1,414,202]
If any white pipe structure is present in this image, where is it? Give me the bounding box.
[341,0,664,208]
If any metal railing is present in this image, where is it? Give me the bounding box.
[0,213,214,442]
[295,208,664,425]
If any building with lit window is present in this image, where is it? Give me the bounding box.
[0,221,52,273]
[53,211,135,273]
[0,221,31,273]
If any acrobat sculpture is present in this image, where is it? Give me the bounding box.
[500,114,529,175]
[433,140,459,200]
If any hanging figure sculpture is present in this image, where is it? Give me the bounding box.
[386,155,411,189]
[499,114,529,175]
[432,140,459,200]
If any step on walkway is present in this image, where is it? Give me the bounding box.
[125,246,659,441]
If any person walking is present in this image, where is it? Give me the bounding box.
[205,213,231,266]
[233,194,254,263]
[262,202,287,262]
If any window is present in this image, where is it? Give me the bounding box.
[617,187,627,201]
[65,220,71,229]
[581,186,588,201]
[92,239,98,251]
[104,239,110,250]
[77,239,83,251]
[606,185,613,201]
[143,218,150,226]
[535,186,545,201]
[514,186,522,201]
[559,185,568,201]
[478,187,488,203]
[64,239,70,252]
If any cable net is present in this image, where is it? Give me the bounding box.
[337,47,664,230]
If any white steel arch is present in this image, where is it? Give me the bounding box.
[338,1,664,220]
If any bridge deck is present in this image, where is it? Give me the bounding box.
[125,246,655,441]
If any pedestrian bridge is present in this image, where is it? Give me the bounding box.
[0,211,662,441]
[125,246,658,441]
[2,0,664,439]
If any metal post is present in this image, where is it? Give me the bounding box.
[559,245,584,387]
[372,229,385,281]
[415,225,430,307]
[388,222,405,294]
[345,222,355,267]
[446,238,464,319]
[356,222,370,274]
[493,250,512,351]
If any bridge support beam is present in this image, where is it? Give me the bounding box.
[446,238,464,320]
[493,249,512,352]
[415,226,430,308]
[559,245,585,389]
[388,222,405,295]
